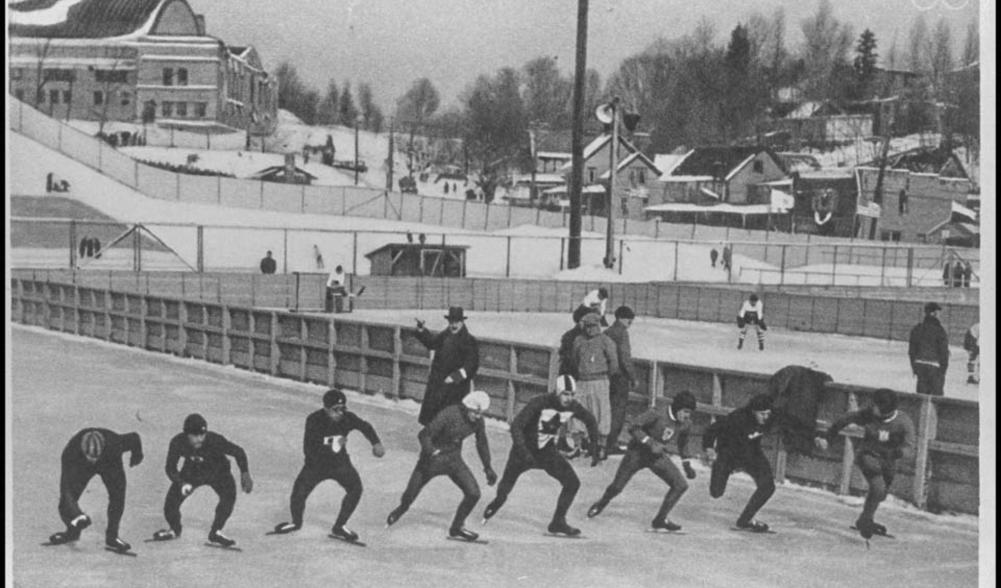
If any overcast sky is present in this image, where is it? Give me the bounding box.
[197,0,984,112]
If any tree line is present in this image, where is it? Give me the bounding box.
[274,62,385,133]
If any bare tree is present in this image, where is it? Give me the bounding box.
[928,18,953,100]
[962,20,979,66]
[907,14,929,74]
[32,39,53,111]
[799,0,854,99]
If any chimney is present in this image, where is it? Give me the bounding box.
[195,15,206,35]
[284,153,296,182]
[631,131,652,153]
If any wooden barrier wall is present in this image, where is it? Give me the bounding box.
[11,275,978,515]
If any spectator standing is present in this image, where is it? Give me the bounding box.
[603,306,637,454]
[259,251,277,275]
[710,248,719,269]
[414,307,480,426]
[314,245,325,271]
[908,302,950,396]
[721,244,733,273]
[558,313,587,379]
[964,323,979,385]
[962,261,973,288]
[575,287,610,327]
[736,294,767,351]
[942,261,953,287]
[571,312,619,460]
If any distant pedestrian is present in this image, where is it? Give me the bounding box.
[942,261,953,287]
[908,303,949,396]
[604,306,637,454]
[444,182,450,194]
[325,265,347,312]
[93,237,101,259]
[314,245,325,271]
[710,248,719,268]
[259,250,277,274]
[721,245,732,272]
[951,262,964,289]
[571,312,619,460]
[414,307,479,426]
[575,287,609,327]
[962,261,973,288]
[963,323,979,385]
[737,294,767,351]
[79,236,89,259]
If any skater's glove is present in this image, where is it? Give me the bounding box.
[415,318,426,330]
[683,460,697,480]
[240,471,254,494]
[703,448,717,464]
[129,449,144,468]
[813,437,828,452]
[372,443,386,458]
[485,467,498,486]
[181,483,194,497]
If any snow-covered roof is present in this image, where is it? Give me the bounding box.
[557,133,644,173]
[786,101,823,119]
[542,184,606,195]
[511,173,564,185]
[653,153,688,175]
[537,151,571,160]
[597,151,662,180]
[951,201,978,222]
[10,0,194,39]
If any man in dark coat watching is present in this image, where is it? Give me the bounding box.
[908,302,950,396]
[415,306,480,425]
[603,305,637,454]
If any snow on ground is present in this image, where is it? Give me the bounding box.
[309,310,979,403]
[10,325,981,588]
[118,146,359,187]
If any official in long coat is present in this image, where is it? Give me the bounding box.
[416,307,480,425]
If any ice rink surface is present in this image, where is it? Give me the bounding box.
[10,326,979,587]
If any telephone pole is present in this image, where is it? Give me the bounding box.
[568,0,589,269]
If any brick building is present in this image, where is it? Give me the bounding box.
[9,0,277,134]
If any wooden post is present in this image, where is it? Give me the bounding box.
[672,241,679,281]
[177,300,189,356]
[327,318,337,387]
[269,312,280,376]
[906,247,914,287]
[462,198,468,228]
[507,346,518,423]
[779,245,787,285]
[352,232,359,276]
[484,202,490,230]
[359,324,369,394]
[913,396,937,510]
[618,239,624,275]
[648,362,659,408]
[507,202,513,228]
[391,325,402,399]
[299,316,307,381]
[196,225,204,273]
[505,236,512,278]
[831,245,838,286]
[655,218,660,239]
[69,220,77,270]
[222,305,232,365]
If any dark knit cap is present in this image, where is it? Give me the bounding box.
[748,394,773,412]
[183,413,207,435]
[323,389,347,408]
[672,391,697,413]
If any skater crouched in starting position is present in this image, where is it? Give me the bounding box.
[272,389,385,542]
[826,388,914,539]
[588,391,698,532]
[482,375,600,537]
[152,414,253,547]
[386,391,496,542]
[703,394,827,533]
[48,428,143,552]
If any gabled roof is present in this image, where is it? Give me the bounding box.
[669,146,786,179]
[9,0,191,38]
[858,147,969,179]
[248,165,318,181]
[598,151,662,180]
[557,133,648,174]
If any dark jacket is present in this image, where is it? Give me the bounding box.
[908,316,950,371]
[260,256,276,274]
[165,431,249,485]
[419,404,490,469]
[416,324,479,425]
[558,325,584,378]
[511,393,598,458]
[63,428,142,473]
[827,408,915,463]
[769,365,832,453]
[302,409,381,470]
[628,406,692,459]
[604,319,635,386]
[571,323,619,381]
[702,405,815,464]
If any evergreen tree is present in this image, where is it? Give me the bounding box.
[338,81,359,125]
[317,80,339,125]
[852,29,878,100]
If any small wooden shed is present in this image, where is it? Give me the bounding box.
[365,243,468,277]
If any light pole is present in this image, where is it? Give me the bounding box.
[567,0,588,269]
[596,97,620,269]
[354,114,363,186]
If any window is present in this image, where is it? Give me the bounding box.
[163,68,174,86]
[881,230,902,242]
[753,160,764,173]
[95,70,127,84]
[898,189,909,215]
[176,102,188,117]
[195,102,207,118]
[44,69,74,82]
[587,167,596,183]
[94,91,105,106]
[177,68,188,86]
[63,90,71,104]
[638,169,646,185]
[49,89,60,104]
[162,101,173,117]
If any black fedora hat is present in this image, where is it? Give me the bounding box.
[444,306,468,322]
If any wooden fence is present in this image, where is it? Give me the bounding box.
[11,274,978,515]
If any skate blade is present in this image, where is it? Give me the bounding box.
[203,542,243,552]
[543,533,585,539]
[849,526,895,539]
[646,528,687,535]
[445,536,489,545]
[105,547,138,557]
[730,527,777,535]
[328,534,367,547]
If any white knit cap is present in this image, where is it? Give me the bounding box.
[462,390,491,412]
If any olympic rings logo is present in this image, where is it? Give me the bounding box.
[911,0,970,9]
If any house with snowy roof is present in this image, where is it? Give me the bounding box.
[647,146,793,229]
[9,0,277,134]
[554,133,662,219]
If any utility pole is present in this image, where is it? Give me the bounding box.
[354,115,361,185]
[868,98,896,240]
[568,0,588,269]
[604,97,619,268]
[386,117,395,191]
[528,128,537,205]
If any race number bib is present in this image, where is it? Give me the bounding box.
[537,409,575,449]
[661,428,675,442]
[324,435,346,453]
[877,430,890,443]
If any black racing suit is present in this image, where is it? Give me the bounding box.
[162,431,249,534]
